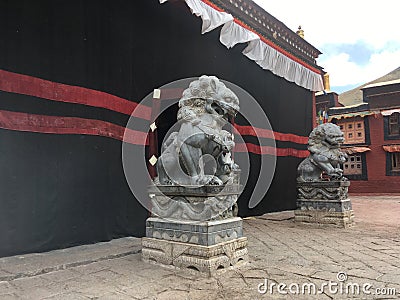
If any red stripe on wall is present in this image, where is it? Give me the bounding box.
[276,147,309,158]
[234,125,308,144]
[0,110,148,145]
[0,69,152,119]
[234,143,309,158]
[0,69,309,149]
[0,110,308,157]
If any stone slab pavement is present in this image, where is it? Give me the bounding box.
[1,195,399,300]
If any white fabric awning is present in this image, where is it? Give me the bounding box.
[328,111,374,121]
[160,0,324,92]
[381,109,400,116]
[383,145,400,153]
[342,147,371,155]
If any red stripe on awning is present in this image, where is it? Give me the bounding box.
[0,69,152,119]
[0,110,148,145]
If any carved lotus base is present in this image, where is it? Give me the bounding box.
[142,237,248,276]
[148,184,241,221]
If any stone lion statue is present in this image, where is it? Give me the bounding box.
[156,75,239,186]
[297,123,347,182]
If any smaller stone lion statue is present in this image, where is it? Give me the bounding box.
[297,123,347,182]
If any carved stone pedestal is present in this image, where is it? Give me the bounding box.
[141,76,247,275]
[294,181,355,228]
[145,217,244,245]
[148,184,241,221]
[142,217,248,276]
[143,184,247,275]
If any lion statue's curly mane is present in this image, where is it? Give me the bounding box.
[156,75,239,186]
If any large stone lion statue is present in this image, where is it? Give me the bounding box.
[297,123,348,182]
[156,75,239,186]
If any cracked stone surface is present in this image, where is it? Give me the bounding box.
[0,196,399,299]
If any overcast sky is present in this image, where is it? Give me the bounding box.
[253,0,400,93]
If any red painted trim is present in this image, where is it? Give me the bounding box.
[234,125,308,144]
[0,110,148,145]
[201,0,322,75]
[235,143,309,158]
[0,69,152,120]
[201,0,224,12]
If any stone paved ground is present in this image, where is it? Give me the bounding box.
[1,195,399,300]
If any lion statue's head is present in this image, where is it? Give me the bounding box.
[308,123,345,153]
[178,75,239,121]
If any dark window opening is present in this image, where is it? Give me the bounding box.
[392,153,400,171]
[389,113,400,136]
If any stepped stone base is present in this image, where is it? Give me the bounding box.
[295,181,355,228]
[142,236,248,276]
[143,183,247,275]
[145,217,243,246]
[294,207,355,228]
[142,217,248,276]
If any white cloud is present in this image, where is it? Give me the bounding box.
[320,53,359,86]
[252,0,400,89]
[319,49,400,87]
[253,0,399,48]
